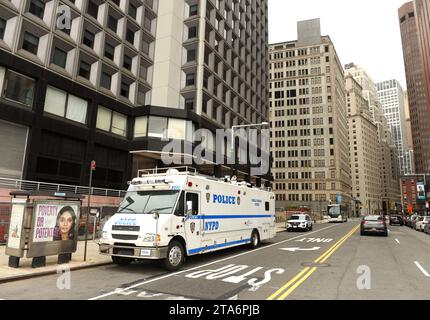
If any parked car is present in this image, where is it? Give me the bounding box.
[360,215,388,236]
[424,222,430,234]
[389,215,403,226]
[287,214,313,232]
[415,216,430,231]
[411,215,421,229]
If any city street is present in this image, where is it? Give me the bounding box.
[1,221,429,300]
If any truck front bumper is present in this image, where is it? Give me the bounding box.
[99,243,168,260]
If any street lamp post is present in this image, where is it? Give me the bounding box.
[230,122,269,180]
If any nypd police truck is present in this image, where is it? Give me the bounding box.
[99,167,275,270]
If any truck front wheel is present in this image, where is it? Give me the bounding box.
[163,240,185,271]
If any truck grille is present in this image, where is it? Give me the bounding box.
[112,225,140,231]
[113,248,134,256]
[112,234,139,240]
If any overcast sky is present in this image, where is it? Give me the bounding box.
[268,0,409,88]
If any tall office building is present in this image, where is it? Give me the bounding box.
[403,91,416,174]
[376,80,408,175]
[415,0,430,116]
[346,75,382,215]
[0,0,270,189]
[270,19,351,213]
[345,63,401,213]
[399,1,430,173]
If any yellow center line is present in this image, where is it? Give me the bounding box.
[266,224,360,300]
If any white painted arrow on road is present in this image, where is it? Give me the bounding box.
[280,247,321,252]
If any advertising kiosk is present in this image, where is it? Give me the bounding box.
[5,191,83,268]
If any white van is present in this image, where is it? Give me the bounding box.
[99,167,275,270]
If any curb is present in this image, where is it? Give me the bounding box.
[0,261,112,284]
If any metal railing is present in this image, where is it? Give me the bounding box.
[0,177,127,198]
[138,166,198,177]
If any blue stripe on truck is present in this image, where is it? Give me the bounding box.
[188,215,274,220]
[188,238,252,255]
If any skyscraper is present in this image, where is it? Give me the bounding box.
[0,0,270,189]
[345,75,381,215]
[376,80,408,175]
[414,0,430,117]
[270,19,351,213]
[399,1,430,173]
[345,63,401,214]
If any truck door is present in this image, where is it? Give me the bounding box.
[184,192,203,255]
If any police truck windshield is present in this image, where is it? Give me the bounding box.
[118,191,179,214]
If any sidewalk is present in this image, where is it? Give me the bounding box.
[0,240,111,283]
[0,221,328,283]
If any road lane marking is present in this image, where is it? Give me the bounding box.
[414,262,430,277]
[267,224,360,300]
[280,247,320,252]
[395,239,400,244]
[278,225,359,300]
[89,223,341,300]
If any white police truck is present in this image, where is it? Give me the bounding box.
[99,167,275,270]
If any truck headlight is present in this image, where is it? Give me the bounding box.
[102,231,108,239]
[143,233,160,242]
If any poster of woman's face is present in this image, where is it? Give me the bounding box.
[33,203,79,243]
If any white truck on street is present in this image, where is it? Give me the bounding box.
[99,167,275,270]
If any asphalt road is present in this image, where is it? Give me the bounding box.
[1,220,430,300]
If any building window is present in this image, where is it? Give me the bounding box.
[111,0,120,6]
[186,73,195,86]
[185,98,194,110]
[87,0,98,19]
[44,86,88,124]
[3,70,35,107]
[78,60,91,79]
[142,39,150,55]
[100,72,111,89]
[104,43,114,60]
[0,18,6,40]
[123,54,132,70]
[96,105,127,137]
[120,81,129,98]
[128,3,137,20]
[52,47,67,68]
[167,118,186,140]
[187,49,196,62]
[188,26,197,39]
[83,30,95,48]
[22,32,39,55]
[148,116,167,138]
[189,4,198,16]
[29,0,45,19]
[108,15,118,33]
[134,116,148,138]
[126,28,134,44]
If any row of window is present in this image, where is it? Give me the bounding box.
[0,68,198,141]
[275,194,336,202]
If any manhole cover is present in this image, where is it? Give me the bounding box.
[301,262,331,267]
